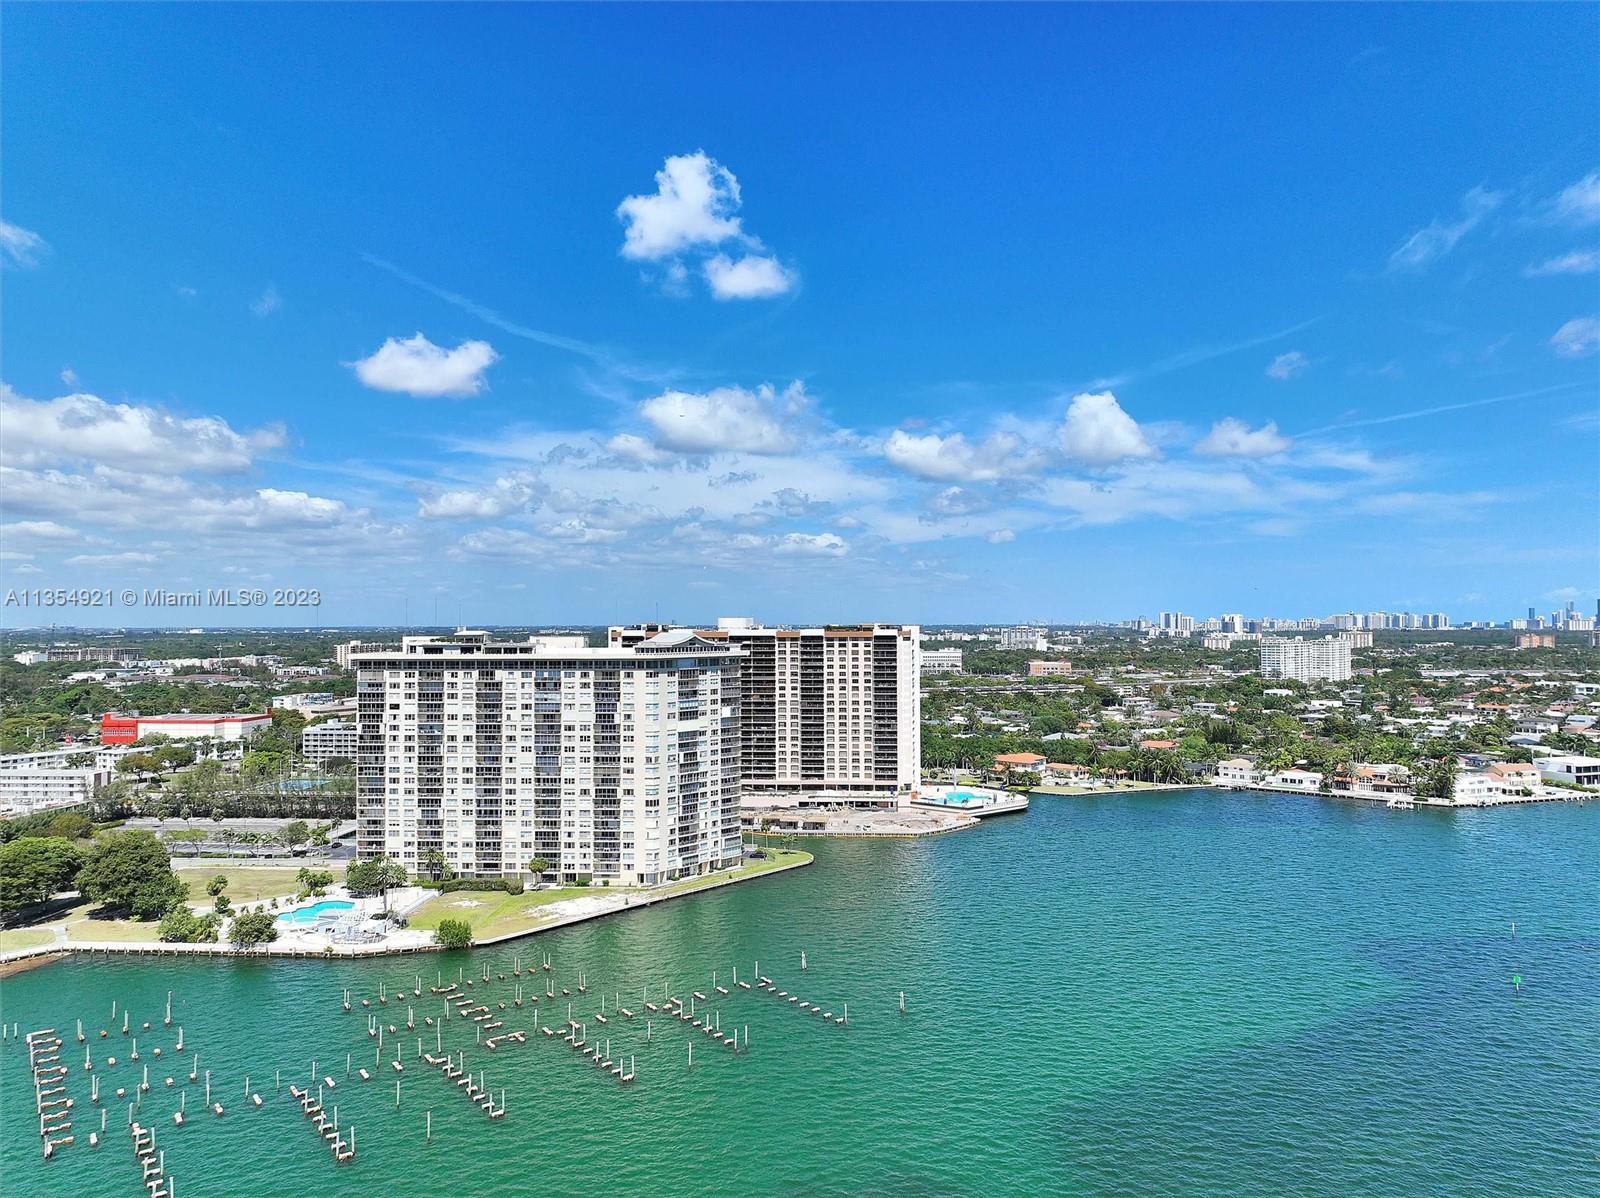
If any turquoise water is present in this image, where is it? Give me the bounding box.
[3,789,1597,1196]
[275,900,354,925]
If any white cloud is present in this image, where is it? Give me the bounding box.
[1543,171,1600,228]
[1550,316,1600,359]
[1057,391,1158,465]
[541,518,628,544]
[1387,185,1503,271]
[1524,249,1599,277]
[0,219,49,268]
[985,529,1016,544]
[65,551,159,566]
[1,520,81,541]
[616,152,795,299]
[1194,418,1291,459]
[704,253,795,300]
[417,471,541,520]
[774,532,848,557]
[250,285,282,317]
[0,384,285,472]
[603,433,674,466]
[252,489,347,524]
[882,430,1036,482]
[350,333,499,398]
[927,486,991,516]
[1266,350,1309,380]
[617,151,745,261]
[60,368,79,387]
[638,382,810,454]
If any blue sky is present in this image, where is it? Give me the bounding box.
[2,4,1596,628]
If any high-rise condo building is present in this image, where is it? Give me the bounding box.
[351,630,744,885]
[1258,635,1354,683]
[610,618,921,798]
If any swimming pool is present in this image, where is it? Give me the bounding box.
[921,790,986,807]
[275,900,354,925]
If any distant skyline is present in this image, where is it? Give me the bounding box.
[2,5,1597,628]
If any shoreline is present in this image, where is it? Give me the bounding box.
[0,851,814,969]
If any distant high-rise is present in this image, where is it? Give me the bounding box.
[611,618,921,798]
[1259,635,1353,683]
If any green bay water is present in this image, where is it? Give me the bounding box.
[3,789,1597,1197]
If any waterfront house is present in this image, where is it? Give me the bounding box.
[1215,758,1258,787]
[1267,768,1323,792]
[993,752,1047,774]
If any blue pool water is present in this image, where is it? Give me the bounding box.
[275,899,354,924]
[927,790,984,806]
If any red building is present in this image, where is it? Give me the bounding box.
[99,712,271,744]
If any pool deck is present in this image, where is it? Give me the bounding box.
[909,786,1030,818]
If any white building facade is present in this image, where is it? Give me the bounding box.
[301,720,359,766]
[920,647,963,675]
[0,767,112,816]
[1258,635,1354,683]
[611,618,921,798]
[352,631,744,886]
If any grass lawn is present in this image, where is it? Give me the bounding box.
[65,913,165,943]
[408,887,598,939]
[174,866,341,904]
[0,928,56,951]
[656,848,810,898]
[408,850,811,942]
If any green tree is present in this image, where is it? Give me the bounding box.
[76,829,185,917]
[345,856,406,897]
[0,836,86,914]
[295,867,333,897]
[158,907,202,942]
[205,873,229,897]
[433,918,473,949]
[229,911,278,948]
[525,856,549,884]
[281,820,310,847]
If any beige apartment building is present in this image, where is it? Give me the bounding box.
[350,630,744,885]
[610,618,921,800]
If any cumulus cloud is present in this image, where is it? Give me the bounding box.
[0,384,285,472]
[350,333,499,398]
[603,433,674,466]
[1194,418,1291,459]
[985,528,1016,544]
[1057,391,1157,465]
[704,253,795,300]
[1,520,81,541]
[0,219,49,268]
[1387,185,1503,271]
[1524,249,1599,277]
[883,430,1035,482]
[1550,316,1600,359]
[616,152,796,298]
[250,285,282,317]
[1266,350,1309,380]
[417,471,542,520]
[617,151,745,261]
[638,381,810,454]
